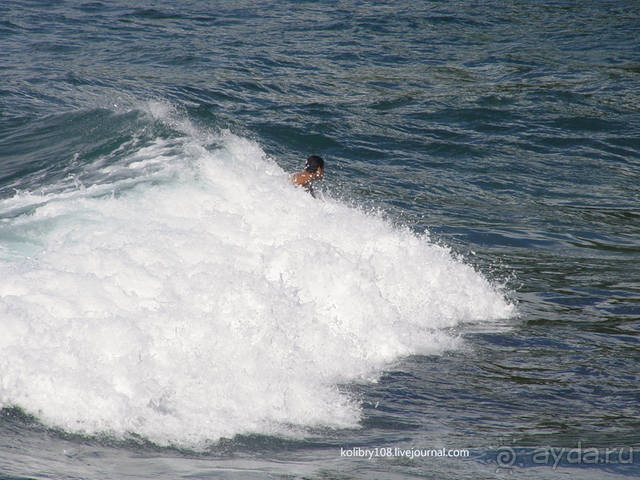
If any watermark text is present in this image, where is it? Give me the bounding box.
[496,442,637,469]
[340,446,470,461]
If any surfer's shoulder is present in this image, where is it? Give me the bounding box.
[291,171,312,187]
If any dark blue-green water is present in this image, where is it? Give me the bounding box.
[1,1,639,479]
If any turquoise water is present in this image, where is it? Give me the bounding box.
[1,1,639,479]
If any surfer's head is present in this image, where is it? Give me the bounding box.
[305,155,324,179]
[305,155,324,173]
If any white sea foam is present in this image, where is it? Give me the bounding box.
[0,103,514,447]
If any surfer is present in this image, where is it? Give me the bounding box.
[292,155,325,197]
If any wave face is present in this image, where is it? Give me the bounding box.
[0,102,514,447]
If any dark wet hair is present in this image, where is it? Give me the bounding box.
[305,155,325,173]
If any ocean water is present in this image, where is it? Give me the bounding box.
[0,1,638,479]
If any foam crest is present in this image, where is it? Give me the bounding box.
[0,107,514,447]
